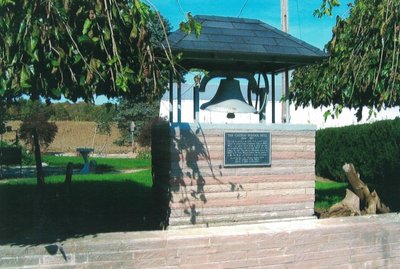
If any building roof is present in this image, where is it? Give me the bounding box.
[166,15,328,73]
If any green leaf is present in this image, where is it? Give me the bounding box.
[106,56,117,66]
[17,20,26,43]
[20,66,31,88]
[79,75,85,86]
[116,73,128,92]
[82,18,92,35]
[0,0,15,7]
[130,23,138,39]
[58,48,66,59]
[95,1,103,13]
[78,35,90,43]
[74,54,82,64]
[179,22,189,33]
[124,66,134,74]
[30,36,38,51]
[51,60,60,67]
[51,87,62,98]
[323,110,331,121]
[0,80,7,95]
[32,50,39,62]
[111,5,117,17]
[103,29,110,41]
[179,13,202,38]
[193,22,202,37]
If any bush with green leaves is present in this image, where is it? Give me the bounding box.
[114,97,161,147]
[316,118,400,185]
[291,0,400,120]
[136,148,151,160]
[0,140,35,165]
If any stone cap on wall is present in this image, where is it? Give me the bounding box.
[169,122,317,131]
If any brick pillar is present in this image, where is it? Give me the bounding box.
[152,123,316,228]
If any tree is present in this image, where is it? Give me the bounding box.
[19,101,58,185]
[113,10,171,148]
[0,0,169,101]
[0,99,7,136]
[114,96,160,147]
[290,0,400,120]
[0,0,172,185]
[95,102,116,136]
[19,101,58,151]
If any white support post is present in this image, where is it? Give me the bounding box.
[177,79,182,123]
[281,0,289,123]
[169,69,173,124]
[285,69,290,123]
[271,72,276,123]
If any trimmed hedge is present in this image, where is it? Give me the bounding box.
[316,118,400,185]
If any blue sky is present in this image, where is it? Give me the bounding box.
[92,0,350,104]
[151,0,351,101]
[151,0,351,50]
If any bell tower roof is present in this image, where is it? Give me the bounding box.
[164,15,328,72]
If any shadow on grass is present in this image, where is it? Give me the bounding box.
[69,163,116,173]
[94,164,117,173]
[0,180,163,246]
[56,163,116,173]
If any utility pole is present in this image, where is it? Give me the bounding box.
[281,0,290,123]
[281,0,288,33]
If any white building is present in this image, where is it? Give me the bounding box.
[160,82,399,129]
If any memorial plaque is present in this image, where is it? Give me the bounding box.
[224,132,271,167]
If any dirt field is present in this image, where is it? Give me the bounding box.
[2,121,131,154]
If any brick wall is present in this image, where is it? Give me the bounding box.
[1,214,400,268]
[152,123,316,228]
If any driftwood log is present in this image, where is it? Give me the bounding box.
[326,189,361,217]
[343,163,390,214]
[324,163,389,218]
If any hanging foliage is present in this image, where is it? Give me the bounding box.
[0,0,175,103]
[290,0,400,120]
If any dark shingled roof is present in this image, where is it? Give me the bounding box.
[166,15,328,72]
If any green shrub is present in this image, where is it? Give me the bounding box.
[0,141,34,165]
[137,117,167,147]
[136,148,151,160]
[316,118,400,185]
[21,149,35,165]
[114,98,160,146]
[0,140,10,147]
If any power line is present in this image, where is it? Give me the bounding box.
[176,0,186,19]
[237,0,249,18]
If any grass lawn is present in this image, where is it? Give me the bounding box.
[314,181,348,210]
[315,179,399,212]
[42,155,151,171]
[0,169,166,245]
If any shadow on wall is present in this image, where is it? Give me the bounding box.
[152,122,221,227]
[0,178,159,246]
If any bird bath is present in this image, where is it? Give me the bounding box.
[76,148,94,174]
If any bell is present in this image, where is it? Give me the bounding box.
[200,78,256,114]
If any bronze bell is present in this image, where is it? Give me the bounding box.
[200,78,256,116]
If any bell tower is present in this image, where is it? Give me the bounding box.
[152,15,327,228]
